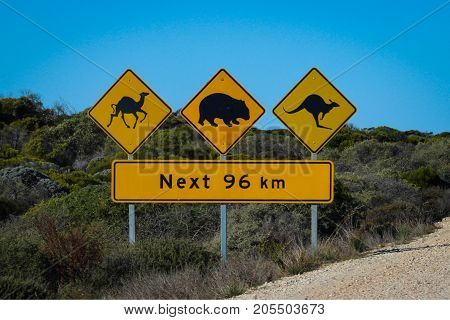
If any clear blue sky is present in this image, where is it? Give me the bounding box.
[1,0,449,133]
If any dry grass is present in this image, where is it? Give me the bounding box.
[107,255,282,299]
[107,220,438,300]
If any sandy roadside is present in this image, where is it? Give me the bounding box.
[236,218,450,299]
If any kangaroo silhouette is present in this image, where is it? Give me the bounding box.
[198,93,250,127]
[283,94,339,130]
[107,92,149,129]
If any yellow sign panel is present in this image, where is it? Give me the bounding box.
[112,160,334,203]
[181,69,265,154]
[89,69,172,154]
[273,68,357,153]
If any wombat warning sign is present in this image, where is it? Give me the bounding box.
[273,68,357,153]
[181,69,265,155]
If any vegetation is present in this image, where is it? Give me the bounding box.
[0,94,448,299]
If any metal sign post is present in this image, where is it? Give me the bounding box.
[219,154,227,261]
[128,154,136,244]
[88,68,173,244]
[179,68,266,261]
[311,152,318,251]
[273,67,357,251]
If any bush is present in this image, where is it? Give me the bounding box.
[23,113,106,167]
[86,157,114,174]
[10,117,40,131]
[0,155,55,170]
[46,170,103,192]
[131,238,218,274]
[364,201,420,235]
[281,248,319,275]
[136,203,219,241]
[34,215,103,284]
[25,184,127,240]
[109,255,282,299]
[0,224,46,281]
[0,276,49,299]
[412,139,450,182]
[87,238,219,295]
[0,96,43,125]
[228,203,309,256]
[0,145,19,159]
[402,166,442,189]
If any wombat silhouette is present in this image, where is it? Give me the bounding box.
[283,94,339,130]
[198,93,250,127]
[107,92,149,129]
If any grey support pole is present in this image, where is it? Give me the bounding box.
[311,152,318,251]
[128,154,136,244]
[219,154,227,261]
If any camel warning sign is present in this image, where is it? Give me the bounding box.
[273,68,357,153]
[181,69,265,154]
[89,69,172,154]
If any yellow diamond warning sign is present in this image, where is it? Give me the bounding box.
[181,69,265,154]
[89,69,172,154]
[273,68,357,153]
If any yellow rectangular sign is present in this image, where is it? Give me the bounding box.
[112,160,334,203]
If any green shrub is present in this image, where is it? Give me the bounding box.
[258,240,286,263]
[10,117,40,131]
[136,203,219,241]
[94,244,135,289]
[22,113,106,166]
[86,157,113,174]
[402,166,442,189]
[0,276,49,299]
[25,184,126,239]
[412,139,450,182]
[364,201,419,235]
[368,126,405,142]
[131,238,218,273]
[0,155,54,170]
[0,226,46,280]
[420,187,450,222]
[318,178,362,236]
[0,96,43,124]
[46,170,103,192]
[0,145,19,159]
[228,204,309,255]
[406,134,425,145]
[88,238,218,294]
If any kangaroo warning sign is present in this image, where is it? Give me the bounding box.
[89,69,172,154]
[112,160,334,203]
[181,69,265,154]
[273,68,357,153]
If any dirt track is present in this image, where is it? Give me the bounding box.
[237,218,450,300]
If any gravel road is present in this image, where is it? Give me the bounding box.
[237,218,450,299]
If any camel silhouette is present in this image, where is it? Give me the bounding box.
[107,92,149,129]
[283,94,339,130]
